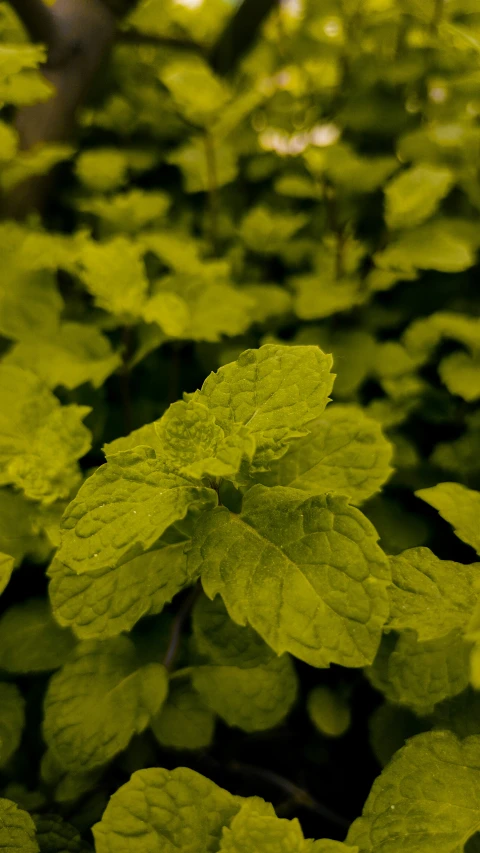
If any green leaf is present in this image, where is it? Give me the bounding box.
[240,207,308,255]
[219,798,307,852]
[0,143,74,192]
[0,798,38,853]
[347,731,480,853]
[375,221,475,273]
[33,813,92,852]
[188,485,390,668]
[0,269,62,343]
[92,766,241,853]
[168,136,238,193]
[384,165,455,230]
[77,188,170,235]
[56,446,217,575]
[307,686,351,737]
[48,542,191,640]
[439,351,480,402]
[387,547,479,641]
[0,683,25,768]
[159,56,230,127]
[0,366,91,504]
[387,629,471,714]
[369,702,428,767]
[75,149,128,193]
[433,689,480,740]
[40,749,101,805]
[292,275,365,321]
[151,681,215,750]
[190,344,334,473]
[0,599,76,672]
[76,236,148,319]
[416,483,480,555]
[154,399,255,482]
[0,551,14,595]
[0,488,46,565]
[192,652,298,732]
[403,312,480,363]
[192,594,274,669]
[254,405,392,504]
[4,322,121,390]
[142,291,190,338]
[43,637,168,773]
[0,119,17,161]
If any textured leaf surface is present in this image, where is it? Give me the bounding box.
[93,766,241,853]
[33,813,92,852]
[48,542,189,639]
[219,799,307,852]
[0,366,91,503]
[0,683,25,768]
[0,599,76,672]
[192,653,297,732]
[188,485,390,668]
[150,681,215,750]
[255,405,392,504]
[192,594,274,669]
[57,447,216,574]
[43,637,168,772]
[416,483,480,555]
[76,236,148,318]
[347,731,480,853]
[191,345,334,472]
[154,400,254,481]
[387,547,478,640]
[0,798,38,853]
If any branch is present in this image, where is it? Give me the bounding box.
[5,0,117,217]
[209,0,279,75]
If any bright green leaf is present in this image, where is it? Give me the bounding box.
[0,366,91,504]
[307,686,351,737]
[219,798,307,852]
[0,551,14,595]
[0,798,38,853]
[188,485,390,668]
[56,446,217,574]
[193,594,274,669]
[48,542,191,640]
[93,766,241,853]
[254,405,392,504]
[416,483,480,555]
[384,165,455,230]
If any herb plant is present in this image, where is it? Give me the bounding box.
[1,0,480,850]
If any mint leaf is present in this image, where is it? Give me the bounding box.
[33,813,92,852]
[4,322,121,391]
[219,799,307,852]
[0,798,38,853]
[0,551,14,595]
[188,485,390,668]
[75,149,127,193]
[0,366,91,503]
[192,594,274,669]
[48,542,190,639]
[347,731,480,853]
[154,399,255,481]
[192,653,298,732]
[0,599,76,672]
[43,637,168,773]
[76,236,148,319]
[416,483,480,555]
[92,766,241,853]
[384,165,454,230]
[387,547,479,640]
[0,683,25,768]
[159,56,230,126]
[191,344,334,473]
[40,749,101,805]
[150,681,215,750]
[254,405,392,504]
[307,686,351,738]
[375,222,475,273]
[57,447,217,574]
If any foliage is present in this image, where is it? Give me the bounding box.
[1,0,480,850]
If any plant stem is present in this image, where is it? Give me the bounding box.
[228,761,350,829]
[163,582,202,672]
[204,132,219,254]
